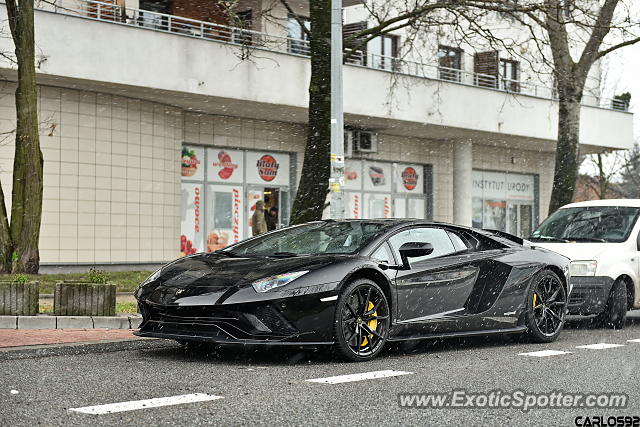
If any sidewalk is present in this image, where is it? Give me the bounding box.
[0,328,171,361]
[0,328,137,348]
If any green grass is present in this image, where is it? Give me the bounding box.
[38,301,139,314]
[1,271,152,294]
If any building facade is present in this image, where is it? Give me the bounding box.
[0,0,634,266]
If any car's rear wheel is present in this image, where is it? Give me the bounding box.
[525,270,566,343]
[333,279,390,362]
[594,278,627,329]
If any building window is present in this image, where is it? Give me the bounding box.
[500,59,520,92]
[287,15,311,55]
[368,34,399,71]
[232,10,253,45]
[438,45,463,82]
[472,170,537,237]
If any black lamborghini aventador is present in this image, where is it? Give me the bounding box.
[134,219,571,361]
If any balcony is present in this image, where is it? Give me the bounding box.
[0,0,633,150]
[40,0,629,113]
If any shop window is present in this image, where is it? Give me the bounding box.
[181,145,292,253]
[438,45,463,82]
[472,170,536,237]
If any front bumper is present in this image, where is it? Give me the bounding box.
[135,293,337,345]
[567,276,614,315]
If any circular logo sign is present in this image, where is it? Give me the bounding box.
[401,167,419,191]
[257,154,279,182]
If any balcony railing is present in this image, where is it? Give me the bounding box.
[36,0,629,112]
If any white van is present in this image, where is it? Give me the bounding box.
[529,199,640,328]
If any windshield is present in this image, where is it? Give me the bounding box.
[531,206,640,243]
[220,221,391,256]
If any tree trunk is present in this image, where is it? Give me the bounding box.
[289,0,331,225]
[5,0,44,273]
[548,84,582,214]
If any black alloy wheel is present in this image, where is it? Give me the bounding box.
[334,279,390,361]
[526,270,567,342]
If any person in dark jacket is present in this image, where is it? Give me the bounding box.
[265,207,278,231]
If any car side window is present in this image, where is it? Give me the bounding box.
[388,227,456,263]
[447,230,472,252]
[371,243,393,264]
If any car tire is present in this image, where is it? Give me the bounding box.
[595,278,627,329]
[525,269,567,343]
[333,279,390,362]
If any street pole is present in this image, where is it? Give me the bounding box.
[329,0,345,219]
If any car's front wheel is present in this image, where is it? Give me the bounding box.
[333,279,390,362]
[595,278,627,329]
[525,270,567,343]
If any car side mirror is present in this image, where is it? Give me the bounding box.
[399,242,434,269]
[637,232,640,251]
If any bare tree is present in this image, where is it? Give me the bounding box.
[483,1,639,212]
[579,151,628,199]
[2,0,44,273]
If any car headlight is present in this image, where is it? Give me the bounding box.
[252,271,309,293]
[136,268,163,297]
[569,260,597,277]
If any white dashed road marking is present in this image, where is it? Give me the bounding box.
[627,339,640,343]
[575,343,625,350]
[518,350,571,357]
[306,370,413,384]
[69,393,224,415]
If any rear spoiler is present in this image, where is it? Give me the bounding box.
[482,229,524,245]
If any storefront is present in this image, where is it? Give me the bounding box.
[471,170,539,237]
[180,145,292,256]
[344,159,432,220]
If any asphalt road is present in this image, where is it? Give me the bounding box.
[2,314,640,427]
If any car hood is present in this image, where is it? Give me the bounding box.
[531,242,608,261]
[138,253,345,305]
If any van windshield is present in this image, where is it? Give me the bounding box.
[530,206,640,243]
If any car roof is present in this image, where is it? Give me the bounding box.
[560,199,640,209]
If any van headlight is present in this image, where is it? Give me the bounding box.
[252,271,309,293]
[569,260,597,277]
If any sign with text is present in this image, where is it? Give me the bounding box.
[180,183,204,256]
[245,151,290,186]
[207,148,244,184]
[473,171,535,201]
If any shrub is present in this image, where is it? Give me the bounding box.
[13,273,29,284]
[86,268,109,284]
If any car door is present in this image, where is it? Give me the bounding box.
[389,227,481,325]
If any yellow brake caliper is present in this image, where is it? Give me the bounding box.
[361,301,378,347]
[533,293,537,308]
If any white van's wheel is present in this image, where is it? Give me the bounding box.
[595,278,627,329]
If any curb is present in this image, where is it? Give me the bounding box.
[0,338,174,361]
[0,315,142,330]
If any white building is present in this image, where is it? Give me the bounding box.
[0,0,633,268]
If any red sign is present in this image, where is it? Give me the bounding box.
[212,150,238,180]
[257,154,279,182]
[232,188,240,242]
[401,167,419,191]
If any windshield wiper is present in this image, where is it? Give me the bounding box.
[270,252,301,257]
[213,250,241,257]
[529,236,570,243]
[563,237,607,243]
